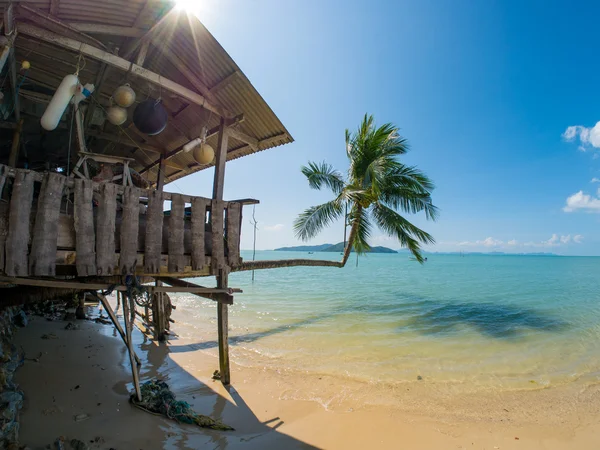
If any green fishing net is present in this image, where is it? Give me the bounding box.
[130,380,234,431]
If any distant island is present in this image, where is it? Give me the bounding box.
[274,242,398,254]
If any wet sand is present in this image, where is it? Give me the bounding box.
[14,301,600,449]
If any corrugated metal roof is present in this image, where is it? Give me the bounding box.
[0,0,293,186]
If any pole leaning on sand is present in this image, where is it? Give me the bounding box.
[122,295,142,402]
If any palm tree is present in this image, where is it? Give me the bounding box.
[294,114,438,265]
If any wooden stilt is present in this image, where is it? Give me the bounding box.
[95,292,141,366]
[153,279,166,342]
[217,269,231,385]
[122,294,142,401]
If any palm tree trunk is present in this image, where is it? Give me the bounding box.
[236,259,341,272]
[339,205,361,267]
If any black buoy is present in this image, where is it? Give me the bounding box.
[133,98,168,135]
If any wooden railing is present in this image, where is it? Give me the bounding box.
[0,166,244,278]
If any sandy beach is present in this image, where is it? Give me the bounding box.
[10,299,600,450]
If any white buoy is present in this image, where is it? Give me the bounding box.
[41,74,79,131]
[113,84,136,108]
[106,105,128,125]
[193,143,215,165]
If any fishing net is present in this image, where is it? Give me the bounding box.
[130,380,234,431]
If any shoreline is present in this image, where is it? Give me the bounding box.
[14,299,600,449]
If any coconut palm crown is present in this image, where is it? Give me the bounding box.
[294,114,438,265]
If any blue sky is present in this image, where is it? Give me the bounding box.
[172,0,600,255]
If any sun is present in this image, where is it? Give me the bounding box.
[174,0,201,13]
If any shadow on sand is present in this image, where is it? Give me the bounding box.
[135,329,318,449]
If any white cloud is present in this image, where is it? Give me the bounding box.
[591,178,600,183]
[459,234,582,249]
[563,122,600,149]
[563,190,600,213]
[264,224,284,231]
[459,237,503,247]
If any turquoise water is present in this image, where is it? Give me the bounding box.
[172,251,600,392]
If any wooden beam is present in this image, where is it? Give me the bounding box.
[152,48,230,116]
[209,71,240,95]
[68,23,145,38]
[227,127,258,151]
[95,292,141,365]
[17,4,107,50]
[135,41,149,66]
[0,276,240,295]
[159,277,233,304]
[17,23,228,118]
[8,119,23,167]
[122,294,142,401]
[217,270,231,385]
[49,0,60,16]
[139,123,222,175]
[212,118,228,201]
[122,5,176,60]
[4,5,19,122]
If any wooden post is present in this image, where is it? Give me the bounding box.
[212,120,231,385]
[156,153,166,192]
[122,294,142,401]
[217,269,230,385]
[152,287,166,342]
[96,292,141,365]
[212,118,228,201]
[8,119,23,167]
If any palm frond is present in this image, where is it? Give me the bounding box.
[349,207,372,254]
[301,161,345,194]
[381,188,439,221]
[294,199,344,241]
[372,203,435,263]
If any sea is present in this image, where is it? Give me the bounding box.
[170,251,600,397]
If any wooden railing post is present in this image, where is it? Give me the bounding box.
[212,119,232,385]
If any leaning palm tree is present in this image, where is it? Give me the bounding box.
[294,114,438,265]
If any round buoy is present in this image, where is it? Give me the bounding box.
[113,84,136,108]
[133,98,168,135]
[21,60,30,70]
[106,105,128,125]
[193,143,215,165]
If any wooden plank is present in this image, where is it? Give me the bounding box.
[5,170,35,276]
[168,194,185,272]
[120,186,140,275]
[29,172,65,276]
[0,276,238,294]
[8,119,23,167]
[226,202,242,268]
[211,200,226,275]
[18,24,227,118]
[217,270,231,385]
[159,276,234,305]
[74,178,97,276]
[0,164,6,200]
[144,190,163,273]
[191,197,208,270]
[96,183,118,275]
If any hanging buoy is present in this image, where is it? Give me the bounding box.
[133,98,168,135]
[106,105,128,125]
[41,74,79,131]
[113,83,136,108]
[21,60,30,70]
[192,143,215,165]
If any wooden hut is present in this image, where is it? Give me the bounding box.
[0,0,295,388]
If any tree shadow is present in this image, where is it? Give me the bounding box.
[401,298,568,339]
[133,321,319,449]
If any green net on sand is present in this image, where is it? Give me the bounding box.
[130,380,234,431]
